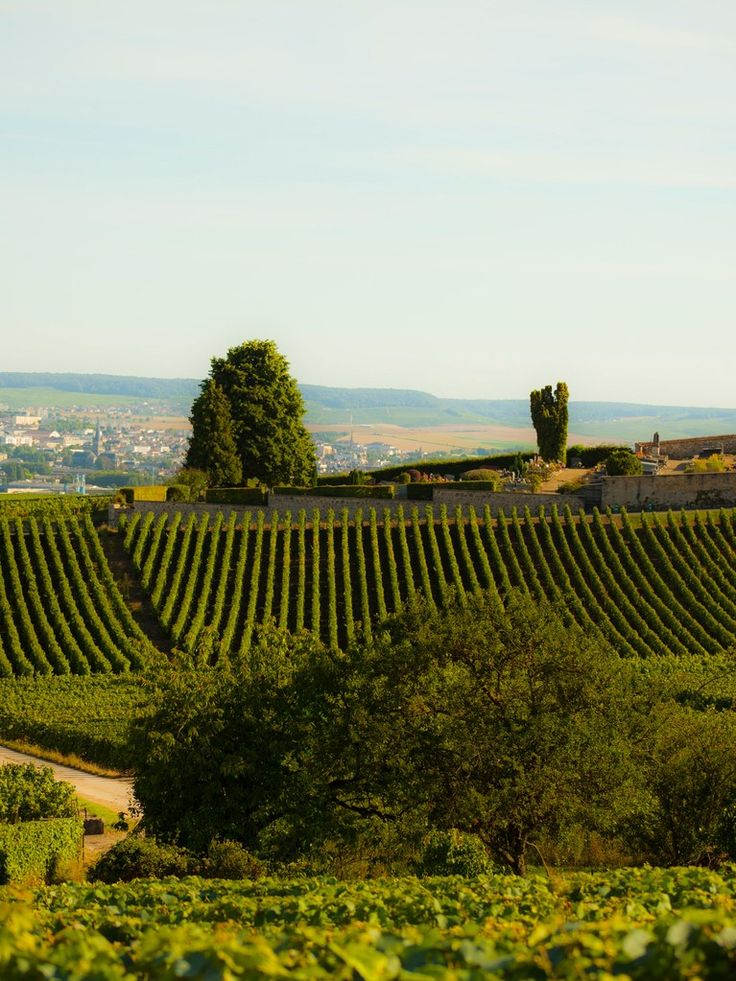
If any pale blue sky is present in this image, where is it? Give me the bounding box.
[2,1,735,404]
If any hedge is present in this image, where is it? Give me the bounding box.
[117,485,170,504]
[0,817,82,884]
[204,487,268,506]
[372,452,535,482]
[567,444,629,467]
[273,485,395,500]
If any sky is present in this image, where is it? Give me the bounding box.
[2,1,735,405]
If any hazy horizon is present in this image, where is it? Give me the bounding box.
[3,2,735,406]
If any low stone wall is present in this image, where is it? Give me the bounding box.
[431,488,585,515]
[635,433,736,459]
[601,472,736,511]
[109,488,587,527]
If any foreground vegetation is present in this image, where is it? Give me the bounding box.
[3,867,736,978]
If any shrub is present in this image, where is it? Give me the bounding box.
[436,481,499,492]
[566,445,629,467]
[605,449,643,476]
[165,484,189,502]
[0,764,76,823]
[88,835,194,883]
[418,829,494,877]
[202,839,266,880]
[460,469,501,489]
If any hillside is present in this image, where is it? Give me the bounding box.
[3,499,736,674]
[3,372,736,441]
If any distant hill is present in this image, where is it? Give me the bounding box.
[2,372,736,441]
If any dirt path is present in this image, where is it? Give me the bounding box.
[0,744,134,813]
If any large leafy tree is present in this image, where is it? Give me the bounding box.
[530,382,569,462]
[191,339,315,486]
[131,596,644,873]
[185,378,242,486]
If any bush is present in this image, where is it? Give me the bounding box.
[202,839,266,880]
[165,484,189,502]
[418,829,495,877]
[567,445,629,467]
[0,817,82,884]
[460,469,502,488]
[88,835,194,883]
[605,449,643,476]
[204,487,267,506]
[0,764,76,823]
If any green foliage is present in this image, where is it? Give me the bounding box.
[0,817,81,884]
[530,381,569,462]
[371,451,535,483]
[0,676,151,769]
[0,764,76,823]
[8,868,736,976]
[88,835,194,883]
[185,377,243,486]
[606,448,644,476]
[129,596,643,874]
[202,840,266,880]
[460,468,502,487]
[0,495,112,522]
[687,453,728,473]
[200,339,316,486]
[567,443,629,467]
[631,702,736,866]
[167,468,209,502]
[117,485,169,503]
[418,828,494,876]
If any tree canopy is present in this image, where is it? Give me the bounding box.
[530,382,569,462]
[131,594,644,873]
[185,378,242,486]
[186,340,315,486]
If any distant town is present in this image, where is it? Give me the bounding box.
[0,404,473,494]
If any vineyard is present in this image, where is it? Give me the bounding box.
[120,503,736,659]
[0,513,153,677]
[1,504,736,676]
[2,867,736,977]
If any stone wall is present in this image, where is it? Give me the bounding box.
[109,488,587,527]
[601,472,736,511]
[635,433,736,459]
[431,487,585,515]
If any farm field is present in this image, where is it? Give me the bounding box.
[2,867,736,978]
[2,501,736,675]
[119,503,736,658]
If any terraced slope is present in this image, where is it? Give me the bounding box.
[121,504,736,659]
[2,505,734,675]
[0,514,154,676]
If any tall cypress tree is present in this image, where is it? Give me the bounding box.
[530,382,569,463]
[186,378,243,486]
